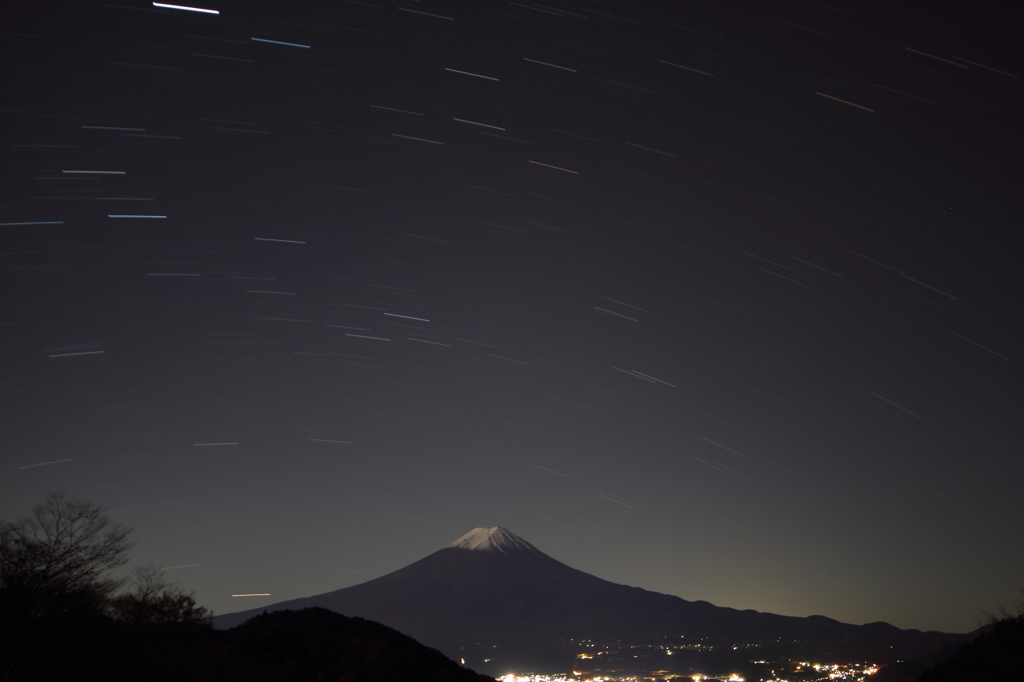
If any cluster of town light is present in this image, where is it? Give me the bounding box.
[766,662,881,681]
[493,671,614,675]
[497,674,745,682]
[497,660,878,682]
[809,663,880,680]
[497,664,880,682]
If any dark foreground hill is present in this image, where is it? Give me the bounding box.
[216,527,974,676]
[870,641,968,682]
[916,610,1023,682]
[225,608,495,682]
[0,606,494,682]
[834,610,1024,682]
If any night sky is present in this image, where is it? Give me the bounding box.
[2,0,1021,635]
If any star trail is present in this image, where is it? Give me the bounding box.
[1,0,1020,634]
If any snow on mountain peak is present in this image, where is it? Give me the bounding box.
[446,526,536,553]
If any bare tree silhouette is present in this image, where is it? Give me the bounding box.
[109,563,211,626]
[0,493,133,618]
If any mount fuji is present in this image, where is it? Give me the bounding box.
[214,527,970,674]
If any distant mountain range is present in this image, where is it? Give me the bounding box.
[215,527,974,675]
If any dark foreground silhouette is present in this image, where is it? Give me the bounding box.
[0,606,495,682]
[873,610,1024,682]
[918,610,1024,682]
[1,495,491,681]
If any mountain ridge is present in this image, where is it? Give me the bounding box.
[214,527,973,673]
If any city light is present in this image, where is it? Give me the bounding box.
[494,660,881,682]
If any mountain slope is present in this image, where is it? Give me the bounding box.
[214,527,970,670]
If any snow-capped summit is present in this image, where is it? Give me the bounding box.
[445,526,536,553]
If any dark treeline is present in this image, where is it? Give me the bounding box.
[1,494,492,681]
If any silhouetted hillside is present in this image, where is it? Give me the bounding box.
[873,608,1024,682]
[871,641,971,682]
[224,608,496,682]
[0,606,493,681]
[0,605,215,682]
[917,612,1024,682]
